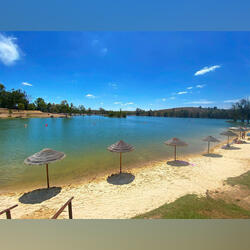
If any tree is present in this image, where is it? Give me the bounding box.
[34,98,47,112]
[78,105,85,115]
[27,103,36,110]
[18,103,25,110]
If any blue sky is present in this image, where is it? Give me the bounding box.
[0,32,250,111]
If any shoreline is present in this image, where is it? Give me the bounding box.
[1,138,249,219]
[0,140,223,194]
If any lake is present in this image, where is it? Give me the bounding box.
[0,116,229,192]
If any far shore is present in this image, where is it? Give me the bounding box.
[1,137,250,219]
[0,108,67,119]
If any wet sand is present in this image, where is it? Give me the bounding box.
[0,140,250,219]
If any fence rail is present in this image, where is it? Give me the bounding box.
[51,197,74,219]
[0,204,18,219]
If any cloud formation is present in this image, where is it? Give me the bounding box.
[224,99,239,103]
[196,84,206,88]
[177,91,188,95]
[22,82,32,86]
[85,94,96,99]
[114,101,134,106]
[0,33,21,66]
[186,100,214,105]
[194,65,221,76]
[187,87,193,90]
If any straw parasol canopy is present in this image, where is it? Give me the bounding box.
[229,126,246,134]
[164,138,188,161]
[202,136,220,154]
[24,148,66,189]
[107,140,135,173]
[220,130,238,145]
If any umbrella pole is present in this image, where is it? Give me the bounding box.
[227,136,229,145]
[174,145,176,161]
[120,152,122,174]
[46,164,50,189]
[208,141,210,154]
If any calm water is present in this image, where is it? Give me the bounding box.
[0,116,229,191]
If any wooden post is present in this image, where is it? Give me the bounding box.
[0,204,18,219]
[6,210,11,219]
[120,152,122,173]
[68,201,73,219]
[46,164,50,189]
[227,136,229,145]
[174,145,176,161]
[208,141,210,154]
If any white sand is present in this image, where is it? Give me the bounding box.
[1,142,250,219]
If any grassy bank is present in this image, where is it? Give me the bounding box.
[227,170,250,189]
[133,194,250,219]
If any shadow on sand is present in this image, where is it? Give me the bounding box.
[221,145,241,150]
[203,153,223,158]
[167,160,190,167]
[19,187,62,204]
[107,173,135,185]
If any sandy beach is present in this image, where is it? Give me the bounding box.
[0,140,250,219]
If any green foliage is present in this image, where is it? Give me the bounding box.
[134,194,250,219]
[1,84,249,122]
[34,98,47,112]
[231,98,250,123]
[132,104,250,121]
[107,109,127,118]
[0,85,28,109]
[227,171,250,189]
[18,103,25,110]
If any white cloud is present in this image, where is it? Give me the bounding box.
[187,86,193,90]
[196,84,206,88]
[22,82,32,86]
[194,65,221,76]
[0,33,21,66]
[224,99,239,103]
[162,98,166,102]
[177,91,188,95]
[85,94,96,99]
[114,101,134,106]
[186,100,214,105]
[170,96,175,100]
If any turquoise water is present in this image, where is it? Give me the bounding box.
[0,116,229,191]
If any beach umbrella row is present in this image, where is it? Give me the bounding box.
[23,129,240,189]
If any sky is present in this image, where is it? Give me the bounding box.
[0,31,250,111]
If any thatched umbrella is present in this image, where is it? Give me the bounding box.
[229,127,246,138]
[107,140,135,173]
[220,130,237,145]
[164,138,188,161]
[202,136,220,154]
[24,148,66,189]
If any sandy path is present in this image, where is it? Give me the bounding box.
[1,142,250,219]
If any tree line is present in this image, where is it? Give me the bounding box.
[0,83,249,122]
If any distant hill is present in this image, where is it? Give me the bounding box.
[127,106,232,119]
